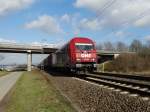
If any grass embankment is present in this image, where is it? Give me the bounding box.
[6,70,76,112]
[0,71,8,77]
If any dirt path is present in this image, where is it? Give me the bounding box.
[0,72,23,112]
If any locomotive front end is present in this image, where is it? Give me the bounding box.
[75,42,97,72]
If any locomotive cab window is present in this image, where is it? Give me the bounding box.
[75,43,94,51]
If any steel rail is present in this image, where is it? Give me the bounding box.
[93,72,150,81]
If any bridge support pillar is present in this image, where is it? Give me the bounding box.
[27,50,32,71]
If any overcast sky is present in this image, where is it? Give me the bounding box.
[0,0,150,64]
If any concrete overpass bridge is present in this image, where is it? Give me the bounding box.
[0,42,57,71]
[0,43,57,53]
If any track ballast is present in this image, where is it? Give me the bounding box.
[78,72,150,97]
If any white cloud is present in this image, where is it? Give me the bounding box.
[74,0,107,11]
[25,15,63,35]
[134,15,150,27]
[115,31,125,38]
[31,41,57,48]
[0,38,17,43]
[78,18,102,31]
[32,41,45,45]
[0,0,34,15]
[74,0,150,28]
[61,14,71,23]
[145,35,150,41]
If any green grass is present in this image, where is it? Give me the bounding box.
[0,71,8,77]
[6,70,76,112]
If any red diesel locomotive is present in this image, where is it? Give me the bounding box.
[44,37,97,73]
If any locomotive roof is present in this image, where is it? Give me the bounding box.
[55,37,95,53]
[70,37,94,43]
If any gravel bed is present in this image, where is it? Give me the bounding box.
[45,72,150,112]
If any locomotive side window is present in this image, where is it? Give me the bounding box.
[75,43,94,51]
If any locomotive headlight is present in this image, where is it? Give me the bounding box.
[77,58,81,62]
[92,58,95,61]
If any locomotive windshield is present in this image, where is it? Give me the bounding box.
[75,43,94,50]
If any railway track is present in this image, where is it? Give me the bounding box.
[94,72,150,81]
[78,72,150,97]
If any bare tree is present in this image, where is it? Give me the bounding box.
[96,43,103,50]
[146,40,150,48]
[116,41,128,52]
[129,39,142,52]
[104,41,115,51]
[139,40,150,57]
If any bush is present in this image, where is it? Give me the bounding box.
[105,53,150,73]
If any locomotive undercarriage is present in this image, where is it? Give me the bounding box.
[70,62,97,74]
[41,62,97,75]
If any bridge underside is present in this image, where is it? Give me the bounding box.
[97,54,114,63]
[0,48,57,54]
